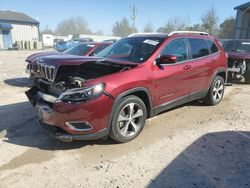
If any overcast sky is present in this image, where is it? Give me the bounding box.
[0,0,248,34]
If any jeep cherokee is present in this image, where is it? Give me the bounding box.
[26,31,227,142]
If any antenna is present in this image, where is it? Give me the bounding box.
[131,4,137,33]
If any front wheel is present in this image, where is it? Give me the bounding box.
[109,95,147,143]
[204,75,225,106]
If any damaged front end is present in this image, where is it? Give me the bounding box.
[26,57,136,142]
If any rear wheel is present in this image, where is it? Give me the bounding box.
[109,95,147,143]
[204,75,225,106]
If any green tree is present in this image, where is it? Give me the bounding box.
[112,18,136,37]
[55,16,92,35]
[219,18,235,39]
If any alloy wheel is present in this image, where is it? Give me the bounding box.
[212,79,224,103]
[117,102,144,137]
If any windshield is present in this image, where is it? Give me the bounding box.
[63,43,94,56]
[221,40,250,52]
[96,37,164,63]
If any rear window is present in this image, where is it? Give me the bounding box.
[189,38,210,59]
[207,40,219,53]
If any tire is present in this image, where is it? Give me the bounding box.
[245,63,250,84]
[109,95,147,143]
[204,75,225,106]
[227,71,233,83]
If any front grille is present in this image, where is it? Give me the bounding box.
[36,62,55,81]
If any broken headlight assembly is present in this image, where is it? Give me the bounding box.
[58,83,106,103]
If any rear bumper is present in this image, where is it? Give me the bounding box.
[41,121,109,142]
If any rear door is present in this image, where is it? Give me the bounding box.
[187,38,214,93]
[153,38,193,106]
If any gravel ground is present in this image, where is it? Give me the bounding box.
[0,50,250,188]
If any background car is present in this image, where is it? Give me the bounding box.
[25,42,111,75]
[220,39,250,83]
[54,38,94,52]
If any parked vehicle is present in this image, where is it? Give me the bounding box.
[26,31,227,143]
[102,39,119,43]
[25,42,111,75]
[220,39,250,83]
[54,38,94,52]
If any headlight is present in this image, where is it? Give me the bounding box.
[58,83,105,103]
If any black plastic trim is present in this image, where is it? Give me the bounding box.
[153,89,208,115]
[41,121,109,142]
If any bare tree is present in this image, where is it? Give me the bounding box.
[55,16,92,35]
[201,7,218,36]
[41,26,53,34]
[157,16,186,33]
[143,22,154,32]
[219,17,235,39]
[112,18,136,37]
[185,24,204,32]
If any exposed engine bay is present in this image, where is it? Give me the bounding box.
[33,60,135,97]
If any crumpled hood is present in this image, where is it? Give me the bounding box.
[227,51,250,59]
[26,51,62,63]
[32,55,138,68]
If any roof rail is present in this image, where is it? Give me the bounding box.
[168,31,209,36]
[128,32,166,37]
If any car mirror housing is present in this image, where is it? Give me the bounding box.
[156,55,177,66]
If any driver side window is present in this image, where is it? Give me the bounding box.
[160,38,188,63]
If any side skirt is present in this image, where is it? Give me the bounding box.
[153,89,208,116]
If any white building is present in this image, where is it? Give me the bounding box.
[0,10,40,49]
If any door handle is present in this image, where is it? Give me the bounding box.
[183,65,192,70]
[211,59,216,63]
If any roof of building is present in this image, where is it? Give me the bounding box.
[234,2,250,10]
[0,10,39,25]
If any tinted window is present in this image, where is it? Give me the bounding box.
[63,44,93,56]
[221,40,250,52]
[189,38,210,58]
[92,45,108,54]
[96,37,164,63]
[160,38,188,62]
[89,45,109,56]
[207,40,219,53]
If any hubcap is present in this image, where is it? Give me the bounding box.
[117,102,144,137]
[212,79,224,103]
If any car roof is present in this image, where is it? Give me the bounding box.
[128,31,214,40]
[128,33,169,39]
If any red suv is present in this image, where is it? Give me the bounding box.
[26,31,227,142]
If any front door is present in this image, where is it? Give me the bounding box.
[3,30,12,49]
[153,38,193,107]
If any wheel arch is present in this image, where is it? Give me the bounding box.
[210,69,227,86]
[107,87,153,132]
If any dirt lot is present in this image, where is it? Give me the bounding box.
[0,50,250,188]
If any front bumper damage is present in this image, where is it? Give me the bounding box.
[26,86,113,142]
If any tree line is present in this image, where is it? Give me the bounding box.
[42,7,235,39]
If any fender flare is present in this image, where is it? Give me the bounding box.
[107,87,153,133]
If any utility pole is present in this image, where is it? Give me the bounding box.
[131,4,137,33]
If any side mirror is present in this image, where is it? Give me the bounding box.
[156,55,177,66]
